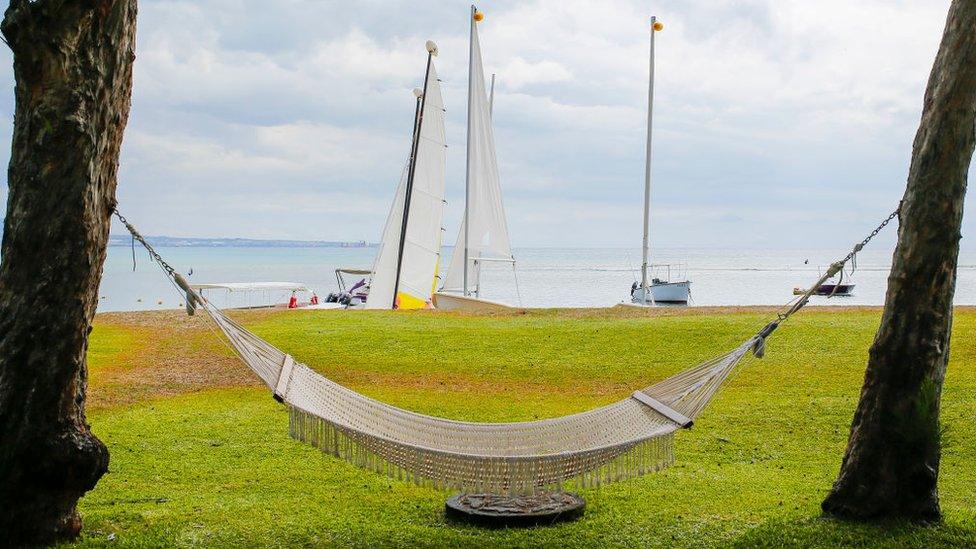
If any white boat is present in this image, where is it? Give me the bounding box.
[631,278,692,304]
[630,17,691,306]
[434,7,518,312]
[363,41,448,310]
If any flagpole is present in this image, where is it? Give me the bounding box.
[641,16,661,305]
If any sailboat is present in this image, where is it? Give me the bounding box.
[364,41,448,310]
[433,7,518,312]
[631,17,691,306]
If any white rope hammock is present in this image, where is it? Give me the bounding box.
[112,207,898,494]
[204,296,757,493]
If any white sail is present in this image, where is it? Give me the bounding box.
[363,157,408,309]
[441,20,513,294]
[366,61,447,309]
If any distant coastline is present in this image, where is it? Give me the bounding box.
[107,235,374,248]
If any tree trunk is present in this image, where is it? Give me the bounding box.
[822,0,976,522]
[0,0,137,544]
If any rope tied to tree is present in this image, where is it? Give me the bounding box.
[112,209,202,315]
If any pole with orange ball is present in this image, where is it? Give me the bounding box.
[463,5,483,297]
[640,16,662,304]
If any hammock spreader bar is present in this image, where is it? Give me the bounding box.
[274,354,295,403]
[631,391,693,428]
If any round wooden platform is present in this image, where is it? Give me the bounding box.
[444,492,585,528]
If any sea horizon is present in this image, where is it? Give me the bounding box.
[102,233,976,253]
[97,243,976,313]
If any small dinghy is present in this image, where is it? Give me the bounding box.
[363,41,448,310]
[313,43,448,312]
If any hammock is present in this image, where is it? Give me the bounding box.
[112,208,898,494]
[205,296,753,494]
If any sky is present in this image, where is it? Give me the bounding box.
[0,0,972,250]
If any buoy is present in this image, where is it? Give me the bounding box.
[473,11,484,22]
[137,298,142,302]
[652,21,664,31]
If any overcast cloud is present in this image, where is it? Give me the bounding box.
[0,0,971,249]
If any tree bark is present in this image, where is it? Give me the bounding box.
[0,0,136,544]
[822,0,976,522]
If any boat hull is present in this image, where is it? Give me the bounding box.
[432,292,514,312]
[631,281,691,304]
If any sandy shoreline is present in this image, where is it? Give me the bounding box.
[94,303,976,325]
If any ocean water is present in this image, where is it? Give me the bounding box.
[98,245,976,312]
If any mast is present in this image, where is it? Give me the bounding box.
[641,16,661,301]
[488,73,496,117]
[392,43,437,309]
[463,5,480,297]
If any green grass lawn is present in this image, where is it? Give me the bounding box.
[75,307,976,547]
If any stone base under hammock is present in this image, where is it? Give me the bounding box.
[445,492,586,527]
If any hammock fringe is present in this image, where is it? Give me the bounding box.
[289,406,675,495]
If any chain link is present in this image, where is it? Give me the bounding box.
[840,202,901,265]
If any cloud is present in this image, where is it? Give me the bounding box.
[0,0,970,250]
[495,58,572,90]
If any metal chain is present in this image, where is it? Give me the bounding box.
[840,202,901,265]
[112,209,177,277]
[753,202,902,351]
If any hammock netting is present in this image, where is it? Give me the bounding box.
[201,297,760,494]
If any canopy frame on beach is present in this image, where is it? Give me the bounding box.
[190,282,310,293]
